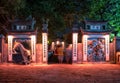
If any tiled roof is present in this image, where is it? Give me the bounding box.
[12,20,33,25]
[81,29,112,35]
[8,30,37,35]
[85,20,107,24]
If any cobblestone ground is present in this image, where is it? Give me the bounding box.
[0,63,120,83]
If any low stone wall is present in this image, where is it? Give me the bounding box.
[66,43,83,63]
[2,43,43,63]
[77,43,83,63]
[110,42,115,63]
[115,37,120,63]
[36,44,43,63]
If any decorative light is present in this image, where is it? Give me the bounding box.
[51,42,55,50]
[56,40,60,45]
[8,35,13,39]
[61,42,64,49]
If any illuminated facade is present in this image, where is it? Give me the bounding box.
[81,20,111,62]
[6,18,112,64]
[8,17,37,62]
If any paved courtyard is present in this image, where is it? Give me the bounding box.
[0,63,120,83]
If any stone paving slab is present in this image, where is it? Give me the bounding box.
[0,63,120,83]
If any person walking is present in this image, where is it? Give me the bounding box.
[56,45,64,64]
[65,45,72,63]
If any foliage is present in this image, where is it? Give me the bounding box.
[0,0,120,43]
[0,0,26,17]
[88,0,120,41]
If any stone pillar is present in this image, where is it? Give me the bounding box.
[105,35,110,61]
[72,25,78,63]
[42,21,48,63]
[31,35,36,62]
[8,35,13,62]
[83,35,88,62]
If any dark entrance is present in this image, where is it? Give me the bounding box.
[48,42,72,64]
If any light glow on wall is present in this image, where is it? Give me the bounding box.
[69,44,72,49]
[72,33,78,62]
[42,33,48,63]
[61,42,64,49]
[51,42,55,50]
[31,35,36,61]
[8,35,13,61]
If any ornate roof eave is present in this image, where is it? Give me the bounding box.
[12,20,33,25]
[8,29,37,35]
[84,20,108,24]
[80,28,112,35]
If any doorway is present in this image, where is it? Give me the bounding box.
[12,38,31,64]
[87,38,105,62]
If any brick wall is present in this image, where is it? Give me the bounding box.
[77,43,83,63]
[36,44,43,63]
[2,43,8,62]
[110,42,115,63]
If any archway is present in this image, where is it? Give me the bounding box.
[8,35,36,63]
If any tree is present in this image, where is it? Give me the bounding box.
[88,0,120,41]
[3,0,118,43]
